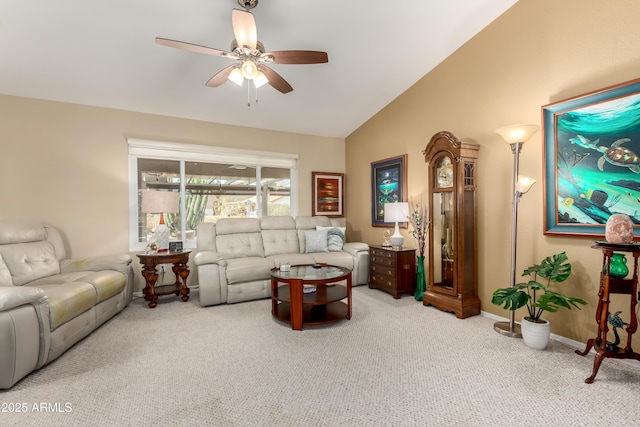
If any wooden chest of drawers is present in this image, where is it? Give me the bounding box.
[369,245,416,299]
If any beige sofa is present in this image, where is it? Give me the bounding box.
[195,216,369,306]
[0,220,133,389]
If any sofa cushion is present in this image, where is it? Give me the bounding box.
[225,257,274,285]
[261,216,296,230]
[216,233,265,259]
[316,226,346,252]
[262,229,300,256]
[0,242,60,286]
[304,229,328,253]
[29,282,98,330]
[309,252,355,271]
[27,270,125,303]
[0,255,12,286]
[0,220,47,245]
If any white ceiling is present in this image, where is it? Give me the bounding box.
[0,0,517,138]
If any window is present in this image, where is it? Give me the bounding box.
[128,139,298,251]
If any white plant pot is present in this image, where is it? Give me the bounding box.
[521,317,550,350]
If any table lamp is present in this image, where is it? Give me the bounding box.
[141,190,179,252]
[384,201,409,248]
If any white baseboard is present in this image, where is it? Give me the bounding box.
[480,310,640,368]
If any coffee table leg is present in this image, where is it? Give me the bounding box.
[290,278,303,330]
[347,272,352,320]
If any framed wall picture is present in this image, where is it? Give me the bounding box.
[542,78,640,238]
[371,154,407,227]
[312,172,344,217]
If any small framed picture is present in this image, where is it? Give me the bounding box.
[312,172,345,217]
[169,241,183,252]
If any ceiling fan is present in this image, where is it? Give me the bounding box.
[155,0,328,95]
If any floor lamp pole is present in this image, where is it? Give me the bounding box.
[494,141,523,338]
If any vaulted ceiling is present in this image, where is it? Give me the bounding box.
[0,0,518,138]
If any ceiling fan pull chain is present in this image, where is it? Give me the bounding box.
[247,82,251,108]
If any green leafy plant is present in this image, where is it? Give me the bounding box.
[491,252,587,323]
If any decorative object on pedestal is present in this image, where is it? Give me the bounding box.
[606,311,630,352]
[408,198,429,301]
[141,190,180,252]
[605,213,634,244]
[422,131,481,318]
[492,252,587,350]
[492,124,539,338]
[607,253,629,279]
[384,201,409,248]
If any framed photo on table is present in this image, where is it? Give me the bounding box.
[542,78,640,238]
[371,154,407,227]
[312,172,344,217]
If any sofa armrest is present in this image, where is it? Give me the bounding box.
[0,286,47,312]
[194,251,227,267]
[60,254,132,275]
[342,242,369,257]
[0,287,50,389]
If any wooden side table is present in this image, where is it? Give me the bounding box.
[136,251,191,308]
[369,245,416,299]
[576,243,640,383]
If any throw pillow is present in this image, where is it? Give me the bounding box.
[316,226,346,252]
[305,229,328,253]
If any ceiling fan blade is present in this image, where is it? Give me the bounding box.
[260,66,293,94]
[264,50,328,64]
[231,9,257,51]
[205,65,236,87]
[155,37,231,57]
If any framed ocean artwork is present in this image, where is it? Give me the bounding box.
[371,154,407,227]
[542,78,640,238]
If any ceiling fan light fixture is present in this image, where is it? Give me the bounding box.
[241,60,258,80]
[253,71,268,88]
[228,67,244,86]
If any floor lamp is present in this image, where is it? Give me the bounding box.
[493,124,539,338]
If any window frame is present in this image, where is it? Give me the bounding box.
[128,138,298,251]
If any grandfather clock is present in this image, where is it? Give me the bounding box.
[422,131,480,318]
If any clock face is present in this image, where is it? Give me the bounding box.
[437,164,453,188]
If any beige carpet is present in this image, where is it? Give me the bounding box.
[2,286,639,426]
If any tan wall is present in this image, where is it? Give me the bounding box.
[0,95,344,289]
[345,0,640,343]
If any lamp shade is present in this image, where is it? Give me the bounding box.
[227,67,244,86]
[384,202,409,223]
[141,190,179,214]
[516,175,536,194]
[495,124,539,144]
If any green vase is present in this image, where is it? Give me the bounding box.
[608,253,629,279]
[415,255,426,301]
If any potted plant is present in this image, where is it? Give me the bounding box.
[491,251,587,350]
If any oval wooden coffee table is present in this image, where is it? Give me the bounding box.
[270,264,352,330]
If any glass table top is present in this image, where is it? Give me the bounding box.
[270,265,349,281]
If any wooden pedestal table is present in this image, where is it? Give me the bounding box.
[136,251,191,308]
[270,264,351,331]
[576,243,640,383]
